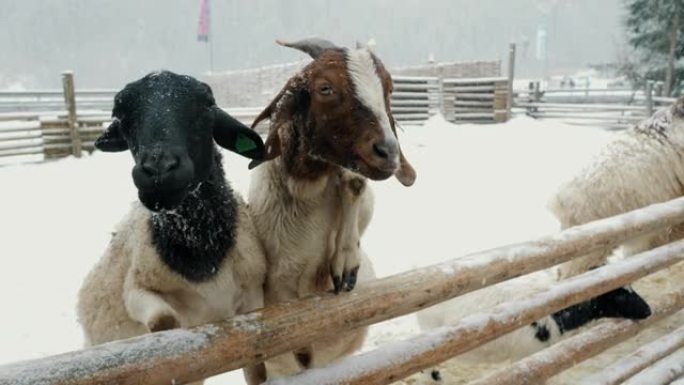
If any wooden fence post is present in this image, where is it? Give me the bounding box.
[494,80,509,123]
[654,81,664,97]
[436,76,445,117]
[645,80,654,117]
[62,71,82,157]
[533,81,542,103]
[506,43,516,119]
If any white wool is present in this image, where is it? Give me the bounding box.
[548,106,684,278]
[248,162,376,378]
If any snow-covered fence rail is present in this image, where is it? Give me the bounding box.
[515,82,678,130]
[442,77,509,124]
[0,89,116,114]
[466,285,683,385]
[0,198,683,385]
[390,76,441,124]
[1,72,514,164]
[583,325,684,385]
[278,247,684,385]
[0,107,263,162]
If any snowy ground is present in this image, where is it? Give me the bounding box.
[0,115,677,384]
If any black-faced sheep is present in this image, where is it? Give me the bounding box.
[247,38,416,377]
[549,97,684,279]
[76,71,268,385]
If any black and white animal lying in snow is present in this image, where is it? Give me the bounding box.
[416,270,651,380]
[76,71,268,385]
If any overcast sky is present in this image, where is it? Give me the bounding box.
[1,0,627,88]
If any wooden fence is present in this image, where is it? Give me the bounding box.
[0,197,682,385]
[390,76,510,125]
[390,76,441,124]
[0,72,513,164]
[442,77,509,123]
[515,81,677,130]
[0,73,268,163]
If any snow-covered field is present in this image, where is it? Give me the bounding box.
[0,115,677,384]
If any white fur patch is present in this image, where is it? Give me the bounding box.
[346,49,396,143]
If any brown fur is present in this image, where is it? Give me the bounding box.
[249,39,413,378]
[250,48,415,186]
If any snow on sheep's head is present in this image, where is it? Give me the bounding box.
[94,71,265,211]
[249,38,416,186]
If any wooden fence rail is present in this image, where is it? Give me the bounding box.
[390,76,441,124]
[623,348,684,385]
[442,77,509,123]
[0,107,264,162]
[584,325,684,385]
[468,288,684,385]
[514,81,678,130]
[0,197,683,385]
[273,241,684,385]
[0,72,512,165]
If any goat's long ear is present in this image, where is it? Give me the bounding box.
[95,119,128,152]
[212,107,266,160]
[276,38,339,59]
[248,74,307,169]
[390,116,417,187]
[395,149,416,187]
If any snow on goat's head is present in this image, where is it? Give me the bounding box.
[250,38,416,186]
[94,71,265,211]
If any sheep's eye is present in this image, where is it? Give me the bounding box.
[319,85,334,96]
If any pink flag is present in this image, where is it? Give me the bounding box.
[197,0,210,42]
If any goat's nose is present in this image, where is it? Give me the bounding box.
[372,138,399,161]
[140,152,180,177]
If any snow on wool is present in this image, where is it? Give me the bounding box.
[75,71,268,384]
[0,114,678,384]
[549,100,684,279]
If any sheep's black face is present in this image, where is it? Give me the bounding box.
[123,74,214,210]
[95,71,266,211]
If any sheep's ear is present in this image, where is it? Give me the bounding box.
[212,107,266,160]
[95,119,128,152]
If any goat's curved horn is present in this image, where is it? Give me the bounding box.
[276,38,339,59]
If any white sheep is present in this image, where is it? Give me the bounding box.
[76,71,268,385]
[548,99,684,279]
[247,38,416,378]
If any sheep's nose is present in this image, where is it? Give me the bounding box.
[140,152,180,177]
[372,138,399,161]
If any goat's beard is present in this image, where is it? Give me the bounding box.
[306,146,396,181]
[138,186,191,212]
[346,157,396,181]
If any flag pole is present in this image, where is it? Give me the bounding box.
[197,0,213,73]
[208,0,214,73]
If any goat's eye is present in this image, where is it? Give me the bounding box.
[318,85,334,96]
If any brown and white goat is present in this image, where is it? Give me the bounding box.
[247,38,416,377]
